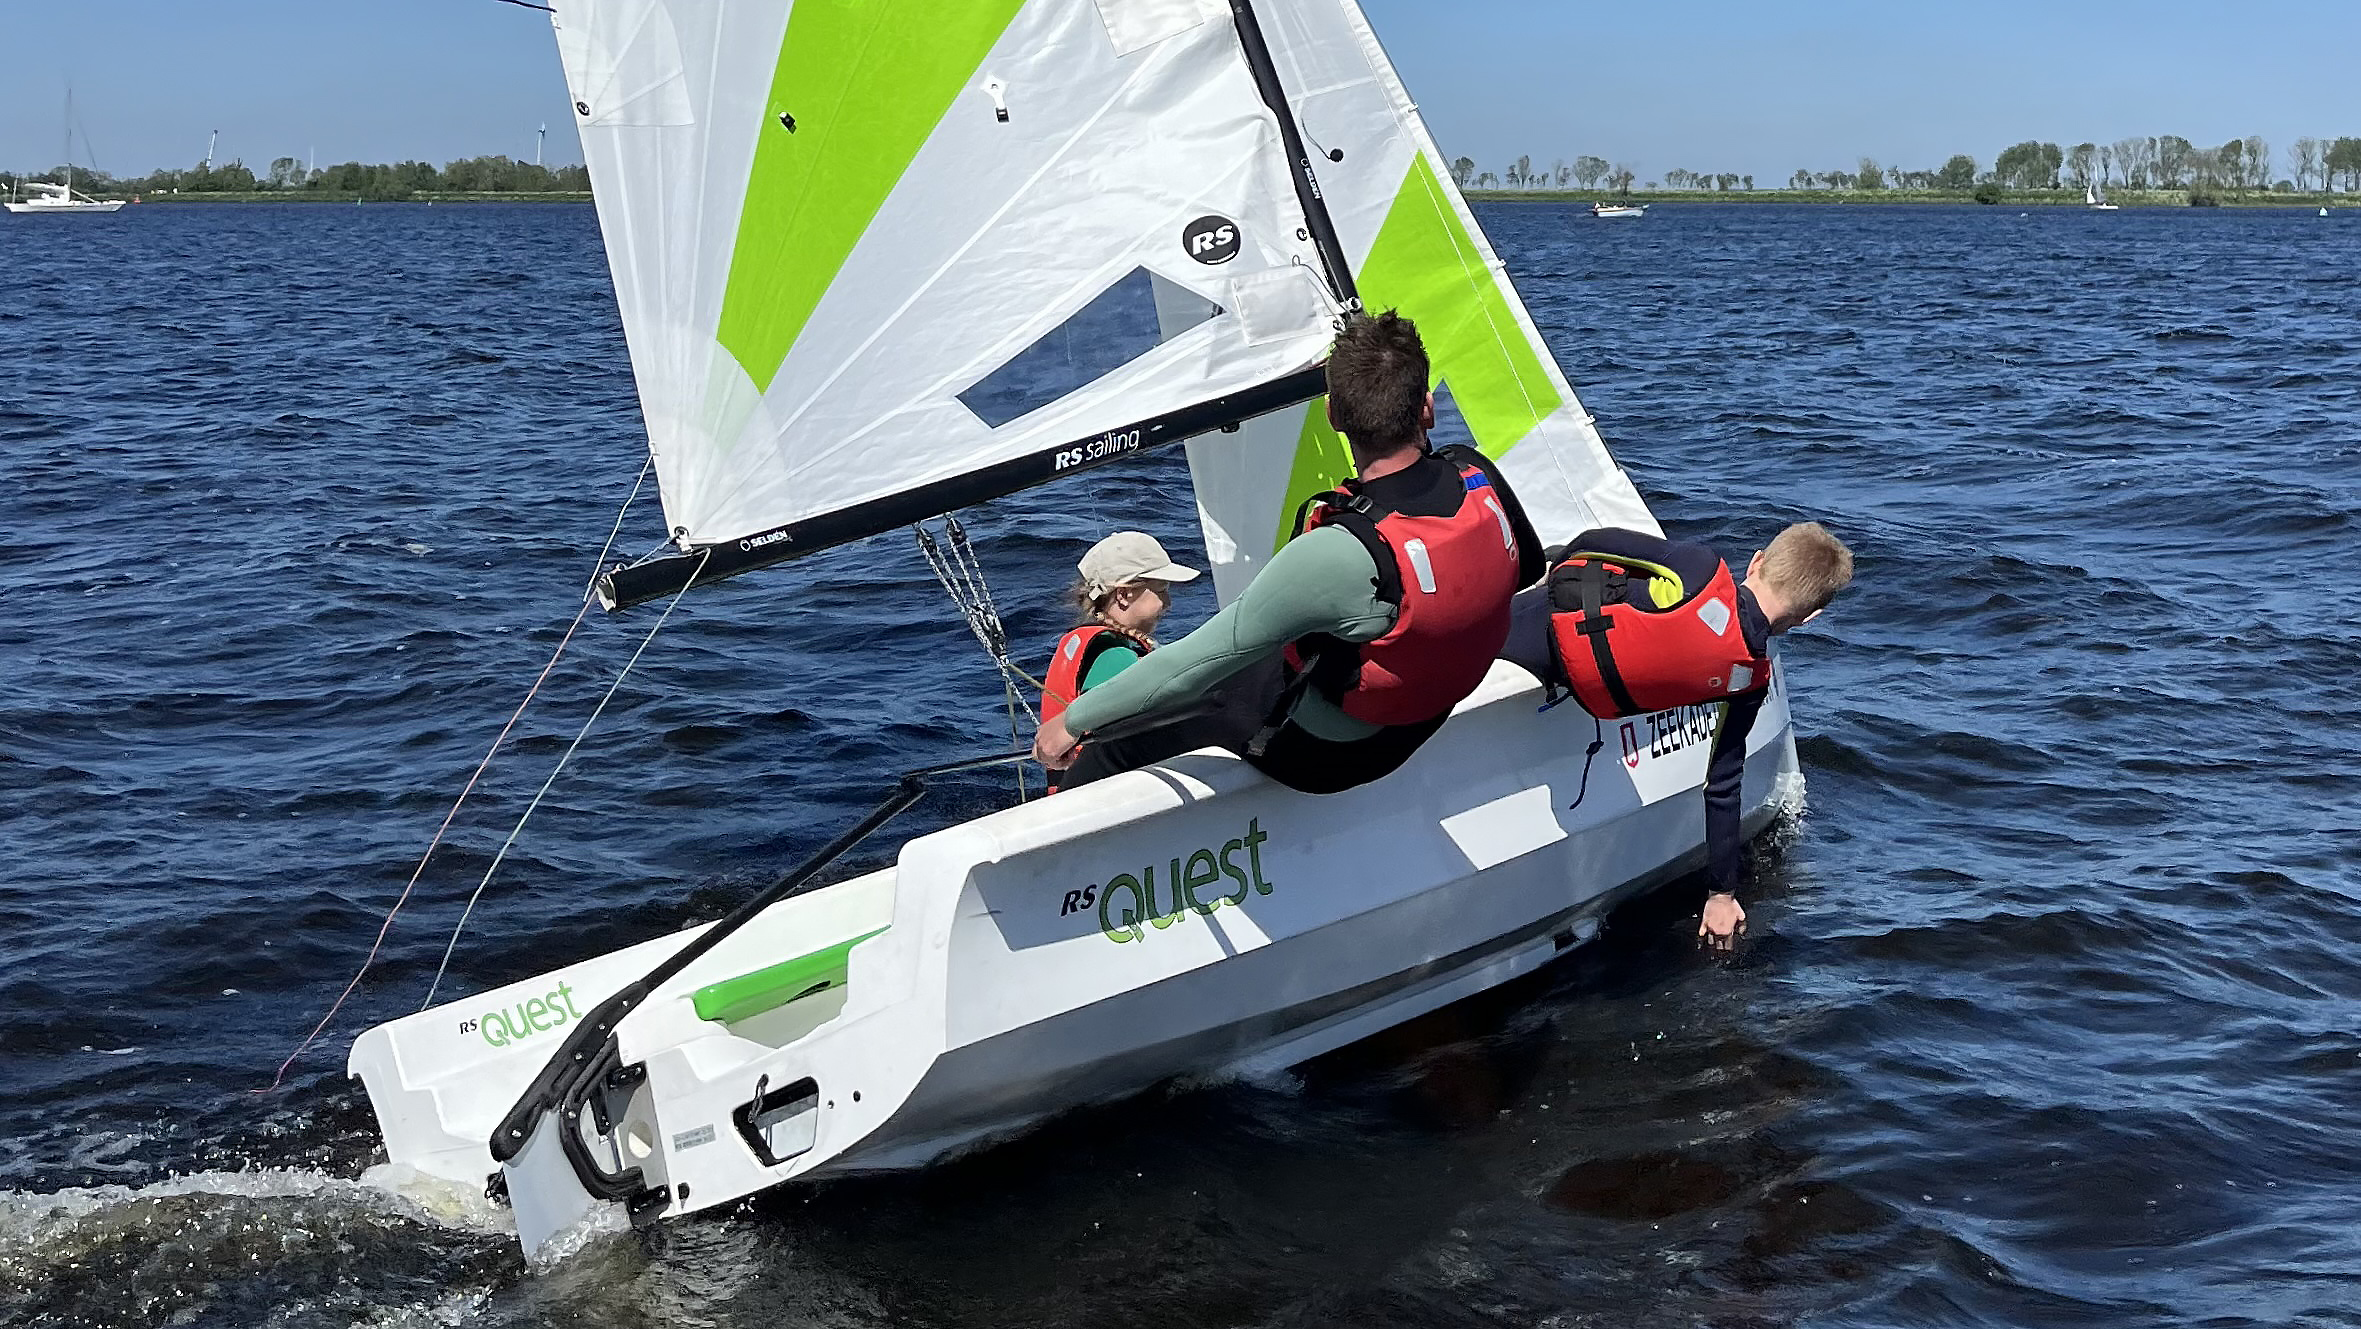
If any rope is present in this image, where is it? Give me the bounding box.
[262,458,655,1090]
[915,516,1042,799]
[420,546,711,1010]
[261,598,592,1091]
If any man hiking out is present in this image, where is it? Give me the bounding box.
[1033,309,1545,794]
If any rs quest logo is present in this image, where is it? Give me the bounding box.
[1058,818,1276,943]
[456,980,585,1048]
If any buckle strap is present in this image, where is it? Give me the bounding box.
[1573,562,1642,716]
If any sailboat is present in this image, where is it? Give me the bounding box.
[348,0,1804,1258]
[1,178,124,214]
[2086,179,2119,211]
[4,91,125,215]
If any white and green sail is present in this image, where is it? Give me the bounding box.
[552,0,1652,608]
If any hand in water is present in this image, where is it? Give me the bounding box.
[1699,892,1746,950]
[1032,715,1081,770]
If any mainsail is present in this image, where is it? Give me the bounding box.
[556,0,1652,609]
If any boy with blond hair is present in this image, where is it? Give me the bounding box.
[1502,521,1854,947]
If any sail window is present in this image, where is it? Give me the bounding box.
[957,268,1217,430]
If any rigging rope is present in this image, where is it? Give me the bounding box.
[915,516,1043,800]
[263,459,653,1090]
[420,546,711,1010]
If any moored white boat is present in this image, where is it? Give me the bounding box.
[345,0,1810,1259]
[8,91,126,214]
[1591,202,1646,218]
[3,180,124,215]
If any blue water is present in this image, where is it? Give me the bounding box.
[3,201,2358,1327]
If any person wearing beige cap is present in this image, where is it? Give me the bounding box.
[1037,533,1199,791]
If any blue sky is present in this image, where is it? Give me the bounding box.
[4,0,2356,182]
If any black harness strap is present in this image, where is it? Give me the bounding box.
[1572,561,1644,716]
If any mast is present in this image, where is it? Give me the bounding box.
[1228,0,1359,310]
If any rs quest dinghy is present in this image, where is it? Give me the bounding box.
[348,0,1804,1257]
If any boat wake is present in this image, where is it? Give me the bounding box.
[0,1166,517,1327]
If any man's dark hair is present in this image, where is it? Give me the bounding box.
[1324,309,1429,454]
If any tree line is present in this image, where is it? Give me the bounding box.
[1456,135,2361,197]
[6,155,589,200]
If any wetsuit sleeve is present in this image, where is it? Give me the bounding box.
[1704,589,1775,895]
[1704,687,1765,895]
[1059,526,1392,736]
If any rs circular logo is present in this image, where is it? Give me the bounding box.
[1182,215,1240,265]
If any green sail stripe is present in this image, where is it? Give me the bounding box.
[1274,152,1564,553]
[716,0,1028,394]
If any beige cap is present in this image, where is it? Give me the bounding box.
[1078,531,1200,598]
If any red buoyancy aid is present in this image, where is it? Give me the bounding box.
[1547,552,1771,718]
[1042,624,1144,794]
[1041,624,1136,725]
[1288,450,1524,727]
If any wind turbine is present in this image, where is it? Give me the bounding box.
[536,124,546,167]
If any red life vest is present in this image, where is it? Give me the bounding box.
[1547,551,1771,718]
[1286,448,1524,727]
[1041,623,1144,794]
[1041,624,1139,724]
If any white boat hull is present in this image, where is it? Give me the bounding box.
[1590,205,1645,219]
[351,660,1802,1253]
[3,199,125,214]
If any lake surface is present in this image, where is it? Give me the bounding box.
[3,200,2357,1328]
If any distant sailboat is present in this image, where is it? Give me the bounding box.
[2086,179,2119,211]
[3,90,125,216]
[3,179,125,215]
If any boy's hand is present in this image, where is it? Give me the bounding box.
[1699,892,1746,950]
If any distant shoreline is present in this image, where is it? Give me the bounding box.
[1467,187,2344,209]
[54,186,2347,211]
[80,191,593,205]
